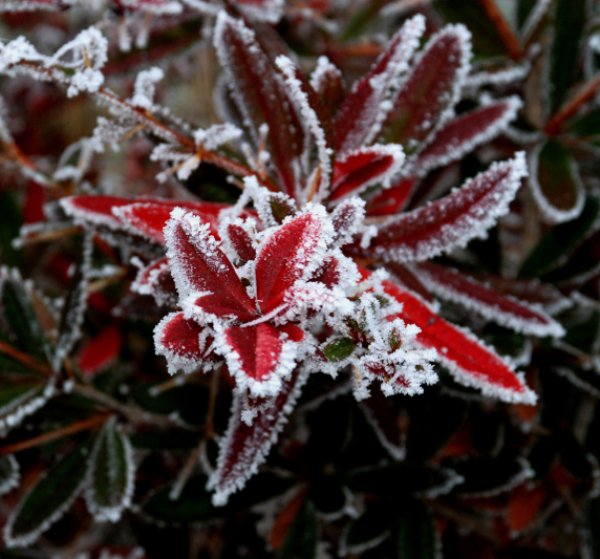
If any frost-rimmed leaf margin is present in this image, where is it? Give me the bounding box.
[208,367,309,506]
[84,417,136,523]
[0,455,20,496]
[3,440,90,548]
[365,152,528,263]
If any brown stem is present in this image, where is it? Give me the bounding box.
[479,0,523,60]
[169,439,205,501]
[0,413,109,455]
[545,73,600,135]
[0,341,52,378]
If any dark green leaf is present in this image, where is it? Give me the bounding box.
[522,215,585,273]
[530,139,584,224]
[0,455,20,495]
[1,272,50,361]
[280,499,318,559]
[85,418,134,522]
[569,107,600,137]
[4,441,90,548]
[143,475,219,523]
[392,500,437,559]
[0,191,21,267]
[0,382,52,432]
[549,0,586,112]
[343,501,391,555]
[323,337,355,362]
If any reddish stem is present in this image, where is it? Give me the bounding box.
[0,413,109,455]
[479,0,523,60]
[0,341,52,378]
[545,74,600,136]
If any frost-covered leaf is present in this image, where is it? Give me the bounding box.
[209,368,307,505]
[310,56,345,122]
[0,381,55,433]
[0,268,51,362]
[410,97,522,177]
[219,323,303,396]
[3,441,90,548]
[366,177,416,216]
[0,455,20,496]
[85,418,135,523]
[154,311,216,375]
[334,15,426,154]
[164,208,255,321]
[364,153,527,262]
[382,24,472,152]
[255,212,324,313]
[529,139,585,224]
[214,13,303,197]
[131,257,177,307]
[61,195,135,230]
[330,145,405,202]
[415,262,564,337]
[114,201,226,244]
[382,278,536,404]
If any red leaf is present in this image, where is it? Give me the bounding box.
[334,15,425,153]
[23,181,46,224]
[310,56,345,122]
[131,257,177,307]
[224,222,256,262]
[114,201,225,243]
[382,25,471,149]
[415,262,564,337]
[381,277,536,404]
[78,325,122,375]
[221,323,303,394]
[507,484,546,534]
[61,195,138,229]
[154,312,215,374]
[165,209,256,321]
[363,153,527,262]
[209,367,307,505]
[330,145,404,202]
[365,177,416,216]
[255,213,323,314]
[214,13,304,197]
[411,97,521,177]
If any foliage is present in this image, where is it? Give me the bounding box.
[0,0,598,557]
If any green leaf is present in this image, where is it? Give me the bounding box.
[143,475,219,523]
[85,418,134,522]
[530,139,584,223]
[0,191,21,267]
[323,337,355,362]
[392,500,438,559]
[280,499,318,559]
[0,381,54,433]
[549,0,586,112]
[569,107,600,137]
[0,455,20,495]
[343,501,390,555]
[0,271,50,361]
[4,441,90,548]
[521,196,600,277]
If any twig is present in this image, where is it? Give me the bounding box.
[479,0,523,60]
[545,73,600,135]
[0,413,109,455]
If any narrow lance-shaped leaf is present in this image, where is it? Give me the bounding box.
[393,500,439,559]
[85,418,135,523]
[382,24,472,152]
[310,56,345,123]
[381,277,536,405]
[0,381,55,434]
[528,139,585,224]
[363,153,527,263]
[334,14,426,154]
[3,441,90,548]
[330,145,405,202]
[213,12,304,197]
[409,97,522,177]
[0,455,20,496]
[414,262,564,337]
[208,368,308,506]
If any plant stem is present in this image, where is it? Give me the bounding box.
[0,341,52,378]
[0,413,108,455]
[479,0,523,60]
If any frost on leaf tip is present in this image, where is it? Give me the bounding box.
[209,368,307,506]
[365,152,527,263]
